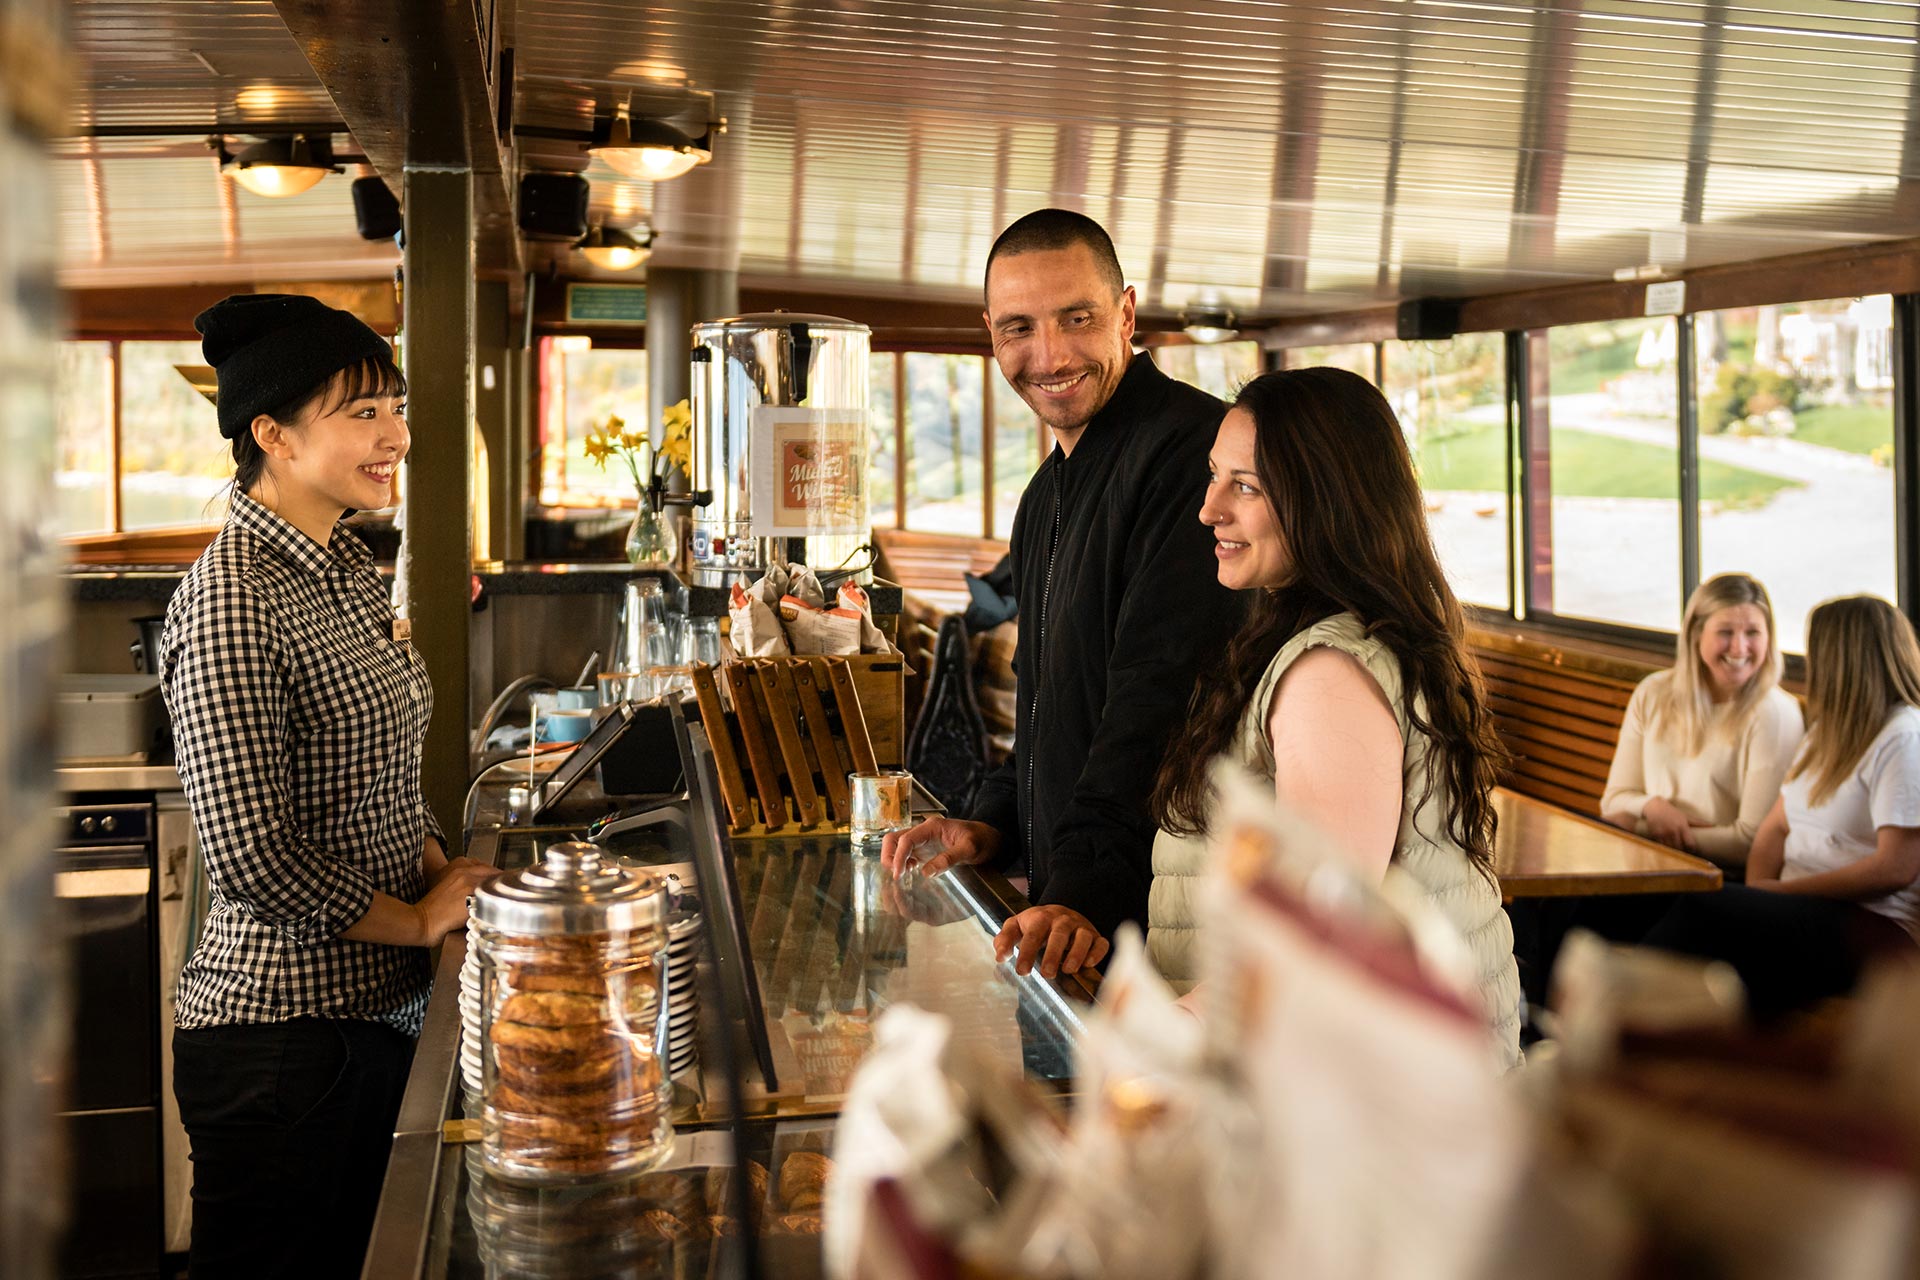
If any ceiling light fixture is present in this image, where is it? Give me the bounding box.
[212,133,342,198]
[1180,292,1239,344]
[590,105,715,182]
[577,223,654,272]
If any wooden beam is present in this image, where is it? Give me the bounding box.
[401,167,475,849]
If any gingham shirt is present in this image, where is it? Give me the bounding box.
[161,491,440,1036]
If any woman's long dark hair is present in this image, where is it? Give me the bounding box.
[1149,366,1509,877]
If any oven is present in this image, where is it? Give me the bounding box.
[53,799,162,1278]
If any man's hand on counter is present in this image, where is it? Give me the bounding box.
[993,904,1109,981]
[879,817,1002,878]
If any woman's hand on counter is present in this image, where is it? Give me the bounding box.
[879,817,1002,878]
[993,904,1109,980]
[341,862,503,948]
[426,855,491,892]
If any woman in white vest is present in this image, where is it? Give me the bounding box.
[1147,366,1522,1067]
[1601,573,1804,872]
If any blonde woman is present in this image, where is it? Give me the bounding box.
[1644,595,1920,1017]
[1601,573,1804,869]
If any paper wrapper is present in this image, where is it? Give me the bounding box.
[837,582,893,654]
[781,593,864,655]
[729,580,790,657]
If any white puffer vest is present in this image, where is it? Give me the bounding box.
[1147,613,1523,1069]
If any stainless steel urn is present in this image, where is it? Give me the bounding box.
[687,312,871,584]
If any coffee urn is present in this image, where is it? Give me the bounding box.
[686,313,871,584]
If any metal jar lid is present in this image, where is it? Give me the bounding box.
[471,842,665,936]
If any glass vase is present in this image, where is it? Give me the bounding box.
[624,502,677,568]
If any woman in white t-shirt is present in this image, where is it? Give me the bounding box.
[1601,573,1804,871]
[1644,595,1920,1018]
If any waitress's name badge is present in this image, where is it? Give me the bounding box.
[391,617,413,643]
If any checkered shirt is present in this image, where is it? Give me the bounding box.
[161,491,441,1036]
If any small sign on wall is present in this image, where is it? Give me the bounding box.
[1644,280,1686,317]
[566,283,649,325]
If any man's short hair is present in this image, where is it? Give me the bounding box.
[984,209,1125,303]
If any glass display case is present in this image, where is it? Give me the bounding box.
[366,753,1090,1279]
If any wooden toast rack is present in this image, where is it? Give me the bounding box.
[689,657,881,836]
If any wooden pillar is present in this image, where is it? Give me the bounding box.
[402,167,475,845]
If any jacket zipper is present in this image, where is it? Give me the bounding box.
[1026,461,1062,889]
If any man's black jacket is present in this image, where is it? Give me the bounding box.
[967,353,1243,939]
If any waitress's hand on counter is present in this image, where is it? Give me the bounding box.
[416,861,503,944]
[341,859,502,948]
[879,817,1002,878]
[993,905,1109,980]
[425,855,492,892]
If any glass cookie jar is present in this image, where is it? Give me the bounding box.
[471,842,673,1184]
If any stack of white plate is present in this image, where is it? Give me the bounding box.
[458,939,484,1100]
[665,915,699,1076]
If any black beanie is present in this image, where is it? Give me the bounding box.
[194,294,394,440]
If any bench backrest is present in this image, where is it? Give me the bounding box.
[1466,626,1664,816]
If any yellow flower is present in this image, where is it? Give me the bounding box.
[618,429,649,453]
[658,431,691,473]
[661,399,692,436]
[582,432,613,467]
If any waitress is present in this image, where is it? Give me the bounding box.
[160,295,497,1278]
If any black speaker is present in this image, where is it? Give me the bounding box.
[518,172,591,241]
[1396,298,1462,341]
[351,176,402,240]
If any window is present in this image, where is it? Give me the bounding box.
[119,340,230,530]
[54,339,234,537]
[991,371,1042,538]
[869,352,899,526]
[903,353,984,534]
[1383,335,1511,610]
[1695,296,1897,652]
[56,341,113,536]
[537,337,647,507]
[1533,318,1689,629]
[1285,342,1379,382]
[1154,339,1262,401]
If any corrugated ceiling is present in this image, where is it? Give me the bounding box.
[54,0,1920,313]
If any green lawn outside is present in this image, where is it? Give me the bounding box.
[1547,337,1640,397]
[1412,422,1800,506]
[1789,403,1891,456]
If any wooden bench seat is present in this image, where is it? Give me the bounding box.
[873,528,1011,732]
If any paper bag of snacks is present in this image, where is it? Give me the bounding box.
[823,1004,1069,1280]
[729,563,895,657]
[729,576,791,657]
[1194,763,1529,1280]
[1014,927,1220,1280]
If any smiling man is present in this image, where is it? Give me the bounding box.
[881,209,1241,980]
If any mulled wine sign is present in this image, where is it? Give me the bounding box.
[749,406,868,536]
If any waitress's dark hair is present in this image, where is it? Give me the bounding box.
[229,353,407,496]
[1148,366,1508,878]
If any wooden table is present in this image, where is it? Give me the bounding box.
[1493,786,1723,899]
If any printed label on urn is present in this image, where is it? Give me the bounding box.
[750,407,868,537]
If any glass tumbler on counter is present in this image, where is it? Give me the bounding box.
[471,843,673,1185]
[849,770,915,849]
